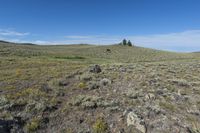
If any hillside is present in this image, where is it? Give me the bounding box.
[0,42,200,133]
[0,41,199,63]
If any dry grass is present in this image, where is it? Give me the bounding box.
[1,42,200,132]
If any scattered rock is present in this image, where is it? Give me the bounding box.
[89,65,102,73]
[127,111,146,133]
[144,93,155,101]
[119,67,126,72]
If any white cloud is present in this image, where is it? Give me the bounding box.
[63,30,200,51]
[0,29,29,36]
[65,35,94,39]
[2,29,200,52]
[64,35,121,44]
[129,30,200,51]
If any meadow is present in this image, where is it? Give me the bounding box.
[0,41,200,133]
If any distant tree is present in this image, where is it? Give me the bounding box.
[127,40,132,46]
[122,39,127,45]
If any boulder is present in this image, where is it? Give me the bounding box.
[89,65,101,73]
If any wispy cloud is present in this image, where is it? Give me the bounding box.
[63,30,200,51]
[0,29,30,36]
[65,35,94,39]
[2,29,200,52]
[64,35,121,44]
[129,30,200,51]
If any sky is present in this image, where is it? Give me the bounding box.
[0,0,200,52]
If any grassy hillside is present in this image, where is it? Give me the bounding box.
[0,41,199,62]
[0,41,200,132]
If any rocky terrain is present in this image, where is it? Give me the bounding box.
[0,42,200,133]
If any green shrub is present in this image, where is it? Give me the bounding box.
[78,82,87,89]
[26,117,41,132]
[93,118,108,133]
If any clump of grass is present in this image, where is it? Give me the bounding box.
[79,73,92,81]
[87,81,99,90]
[61,128,73,133]
[15,88,46,99]
[54,56,85,60]
[169,78,191,87]
[78,82,87,89]
[25,117,41,132]
[100,78,111,86]
[70,95,99,106]
[49,97,58,106]
[159,102,176,112]
[93,117,108,133]
[15,68,22,77]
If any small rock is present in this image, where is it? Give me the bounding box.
[89,65,101,73]
[79,118,84,124]
[109,123,114,128]
[144,93,155,101]
[113,89,117,93]
[119,67,126,72]
[58,80,69,86]
[127,111,146,133]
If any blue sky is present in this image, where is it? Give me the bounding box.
[0,0,200,51]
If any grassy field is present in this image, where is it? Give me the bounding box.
[0,41,200,133]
